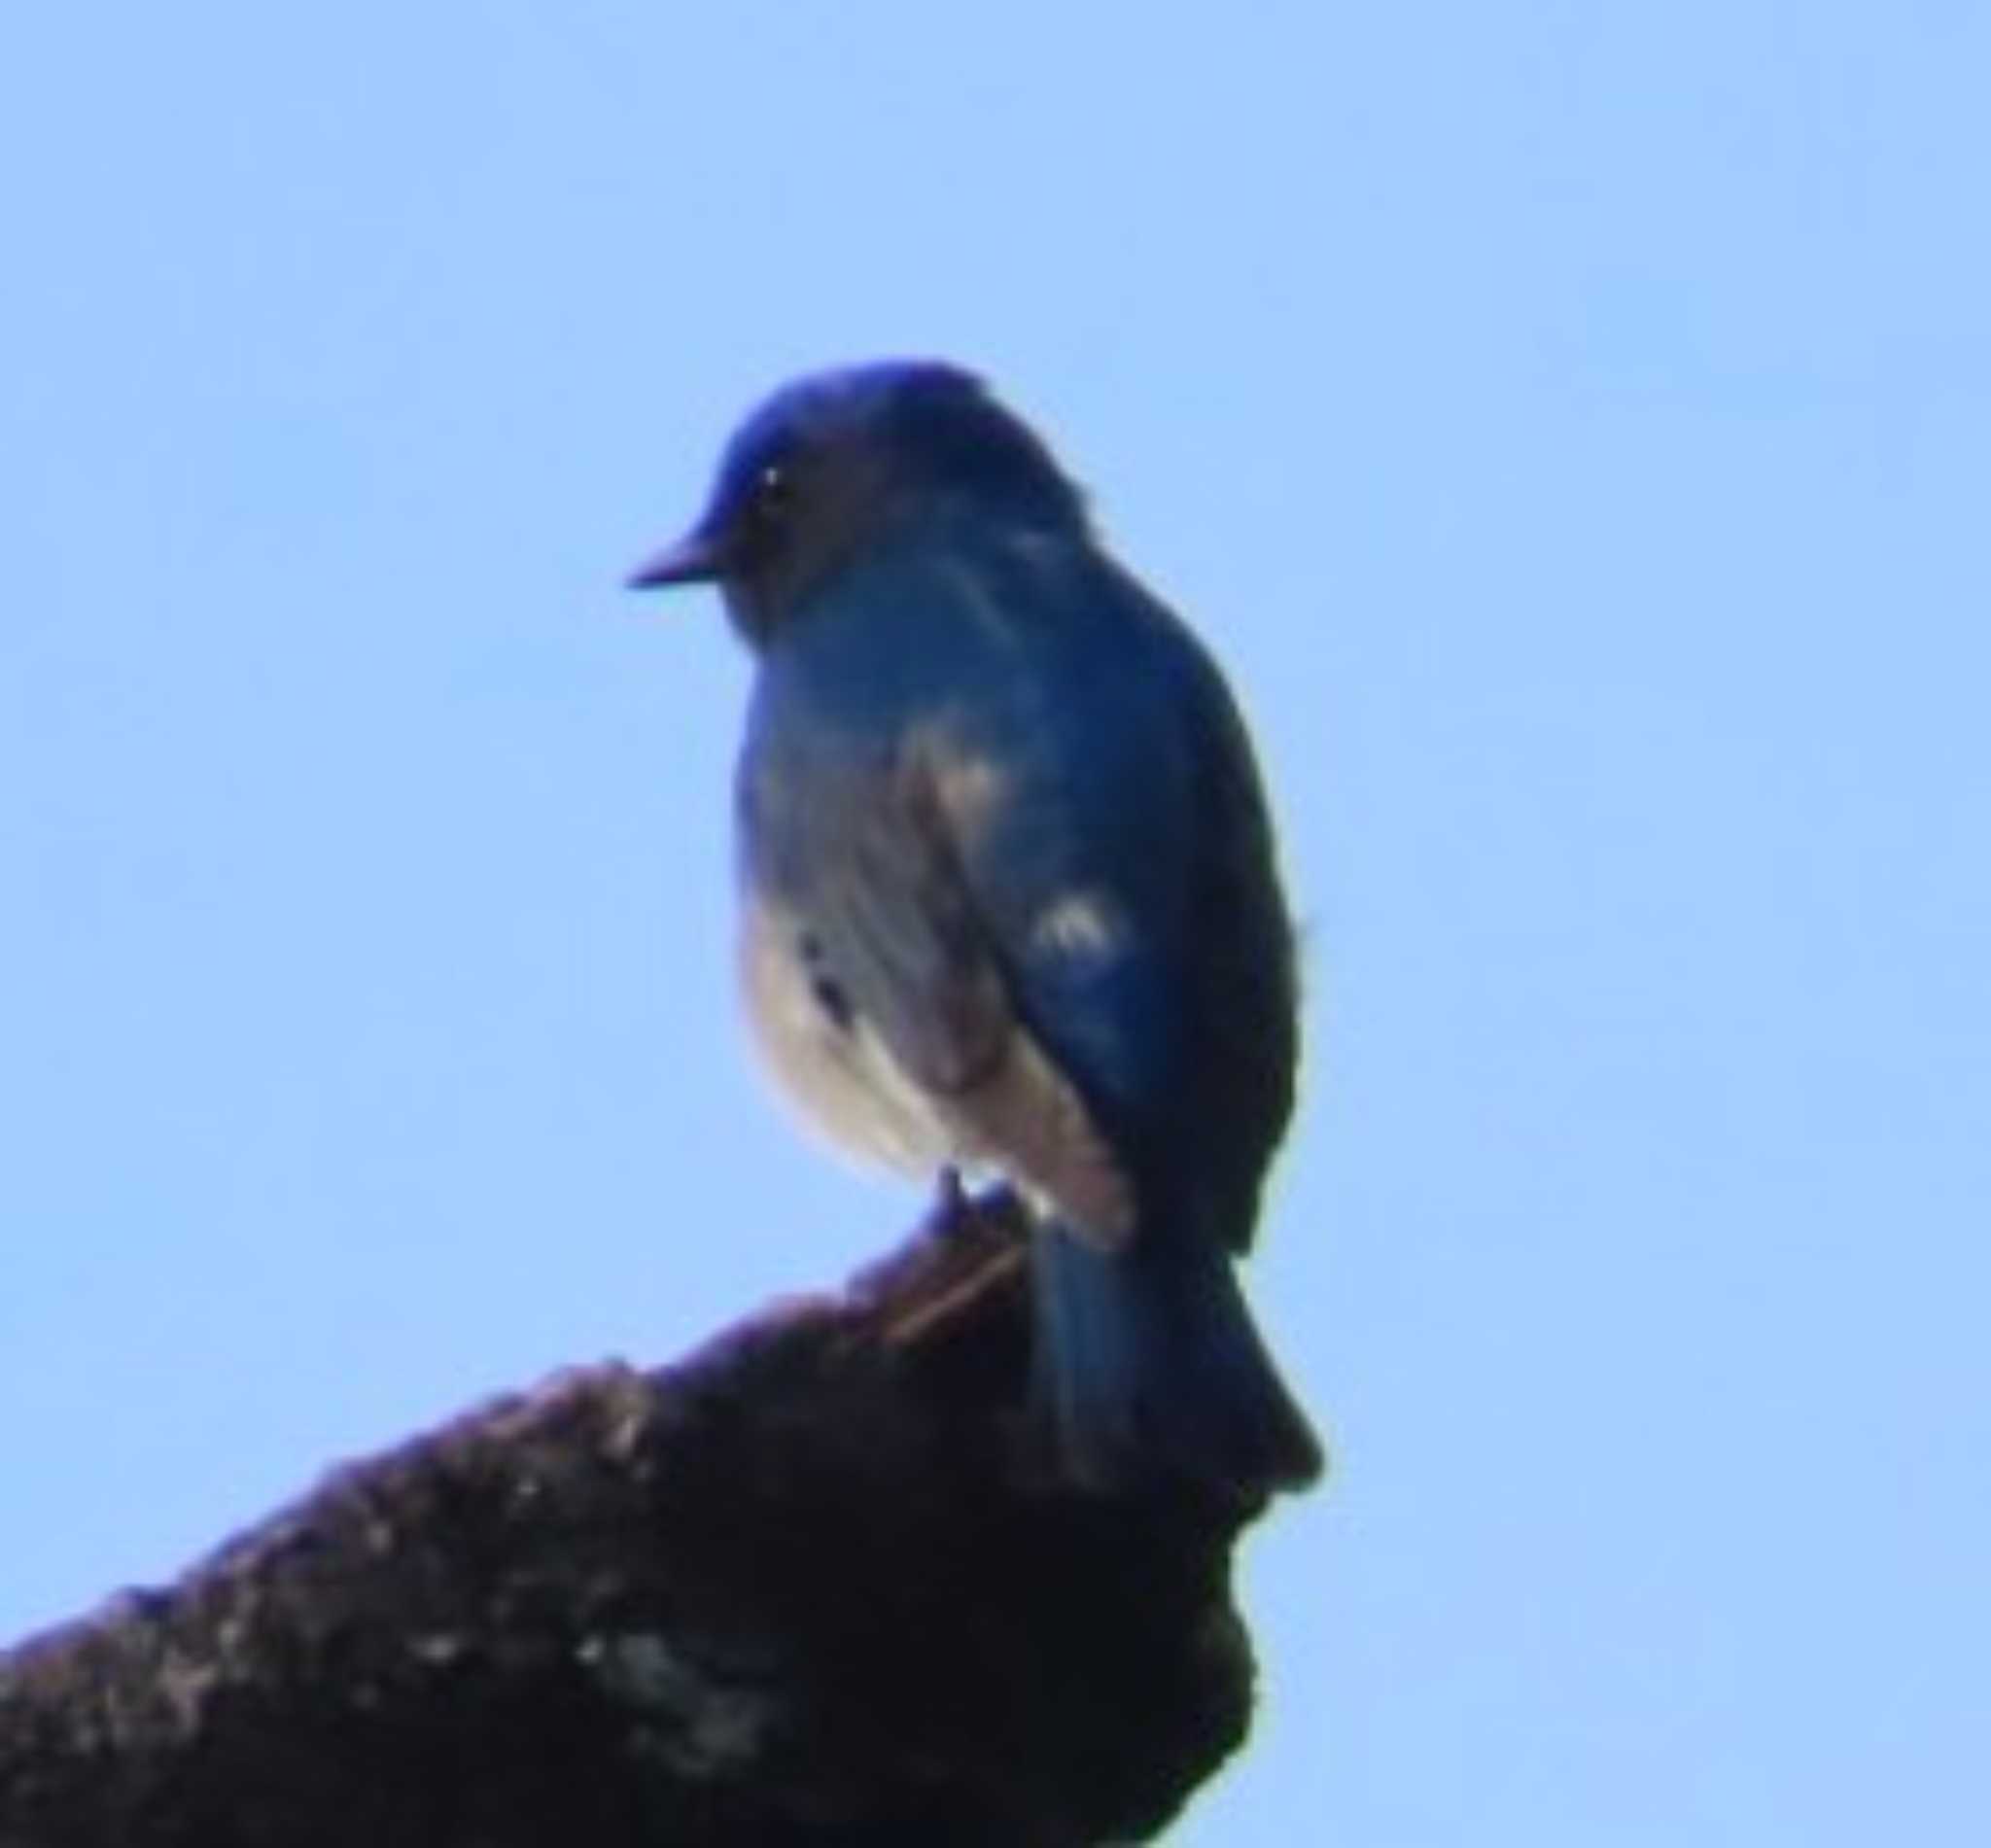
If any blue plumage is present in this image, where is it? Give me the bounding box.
[630,362,1320,1498]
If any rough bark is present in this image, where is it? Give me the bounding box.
[0,1194,1282,1847]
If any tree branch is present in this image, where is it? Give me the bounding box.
[0,1195,1285,1846]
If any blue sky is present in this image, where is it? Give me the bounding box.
[4,4,1986,1841]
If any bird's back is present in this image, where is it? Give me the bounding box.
[739,514,1298,1252]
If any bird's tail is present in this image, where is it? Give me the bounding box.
[1030,1222,1323,1500]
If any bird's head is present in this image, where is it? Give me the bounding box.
[627,361,1087,645]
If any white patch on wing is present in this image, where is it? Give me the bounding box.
[1030,889,1123,961]
[902,719,1010,844]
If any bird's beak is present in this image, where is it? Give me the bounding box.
[625,524,729,590]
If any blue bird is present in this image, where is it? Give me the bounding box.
[629,362,1320,1499]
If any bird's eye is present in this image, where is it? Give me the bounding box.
[751,462,792,529]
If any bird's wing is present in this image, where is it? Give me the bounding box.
[792,725,1138,1250]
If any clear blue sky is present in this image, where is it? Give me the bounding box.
[4,5,1986,1841]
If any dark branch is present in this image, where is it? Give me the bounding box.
[0,1196,1284,1847]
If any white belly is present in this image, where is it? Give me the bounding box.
[737,895,957,1177]
[733,891,1137,1248]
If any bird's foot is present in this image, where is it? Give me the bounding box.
[926,1168,1030,1240]
[926,1165,972,1236]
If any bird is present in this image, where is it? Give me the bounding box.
[628,361,1320,1500]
